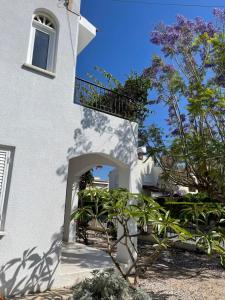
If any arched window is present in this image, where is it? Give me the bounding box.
[27,12,57,72]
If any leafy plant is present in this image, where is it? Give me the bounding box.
[72,269,151,300]
[165,197,225,267]
[81,67,152,131]
[71,189,192,282]
[76,169,94,244]
[195,229,225,267]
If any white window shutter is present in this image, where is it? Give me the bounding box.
[0,149,10,223]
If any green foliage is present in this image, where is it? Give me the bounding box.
[159,194,225,227]
[160,195,225,267]
[76,170,95,244]
[72,269,151,300]
[79,170,94,191]
[72,188,225,275]
[84,67,152,129]
[71,189,193,280]
[71,188,110,222]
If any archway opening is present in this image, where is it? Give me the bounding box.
[63,152,130,243]
[75,164,116,245]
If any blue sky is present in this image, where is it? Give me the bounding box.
[92,165,114,180]
[77,0,224,80]
[76,0,224,179]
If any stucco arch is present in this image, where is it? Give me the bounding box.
[67,152,129,178]
[63,152,131,243]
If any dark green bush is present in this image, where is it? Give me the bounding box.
[156,193,225,228]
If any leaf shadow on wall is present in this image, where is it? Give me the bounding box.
[56,107,113,181]
[56,107,137,181]
[0,240,60,298]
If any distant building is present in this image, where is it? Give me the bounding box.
[92,177,109,190]
[109,155,197,198]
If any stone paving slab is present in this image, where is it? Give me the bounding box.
[52,242,113,289]
[7,288,73,300]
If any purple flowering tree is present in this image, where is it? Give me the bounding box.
[143,9,225,202]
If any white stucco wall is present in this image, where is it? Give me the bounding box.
[0,1,138,297]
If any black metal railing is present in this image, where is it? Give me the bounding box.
[74,77,137,120]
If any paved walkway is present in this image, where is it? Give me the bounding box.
[52,242,113,289]
[8,289,73,300]
[8,243,113,300]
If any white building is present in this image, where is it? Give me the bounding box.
[109,156,162,195]
[92,177,109,189]
[109,154,196,198]
[0,1,140,297]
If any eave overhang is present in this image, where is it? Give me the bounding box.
[77,16,96,54]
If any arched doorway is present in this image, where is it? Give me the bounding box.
[63,152,130,243]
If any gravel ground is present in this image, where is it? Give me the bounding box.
[85,235,225,300]
[137,243,225,300]
[10,236,225,300]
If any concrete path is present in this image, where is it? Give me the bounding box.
[52,242,113,289]
[8,289,73,300]
[9,243,113,300]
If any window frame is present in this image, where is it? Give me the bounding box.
[0,145,15,235]
[27,13,57,73]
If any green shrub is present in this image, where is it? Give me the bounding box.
[72,269,151,300]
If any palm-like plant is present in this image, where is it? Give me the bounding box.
[71,189,192,283]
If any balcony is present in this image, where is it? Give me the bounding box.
[74,77,138,120]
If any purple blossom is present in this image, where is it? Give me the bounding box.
[142,67,159,79]
[213,8,225,22]
[166,118,173,126]
[180,114,186,122]
[150,22,180,50]
[207,22,218,36]
[172,128,179,136]
[150,13,217,56]
[176,14,188,26]
[151,30,163,45]
[142,67,151,78]
[194,17,217,37]
[168,106,176,118]
[183,123,190,133]
[215,74,225,87]
[162,64,175,73]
